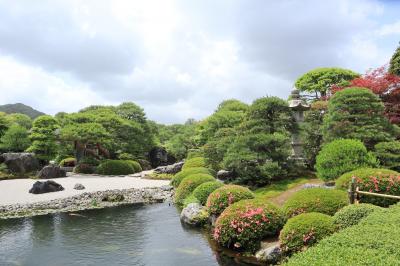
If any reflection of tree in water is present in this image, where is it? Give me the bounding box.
[30,214,56,244]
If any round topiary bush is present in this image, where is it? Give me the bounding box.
[192,181,224,205]
[182,157,206,170]
[125,160,142,173]
[73,163,95,174]
[187,149,204,159]
[59,157,77,167]
[96,160,135,175]
[333,203,382,230]
[283,188,348,218]
[279,212,335,254]
[315,139,378,181]
[170,167,214,187]
[214,199,284,252]
[174,174,215,206]
[335,168,400,207]
[206,185,255,215]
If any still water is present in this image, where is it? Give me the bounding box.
[0,203,256,266]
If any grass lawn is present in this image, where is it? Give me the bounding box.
[144,173,174,180]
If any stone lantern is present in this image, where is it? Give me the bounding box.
[288,88,310,160]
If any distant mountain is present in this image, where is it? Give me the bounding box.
[0,103,46,119]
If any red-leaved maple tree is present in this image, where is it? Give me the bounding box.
[332,65,400,124]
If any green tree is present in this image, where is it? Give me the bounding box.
[389,43,400,76]
[6,113,32,129]
[203,128,236,170]
[27,115,59,161]
[0,124,31,152]
[0,112,10,138]
[295,67,359,98]
[323,87,395,149]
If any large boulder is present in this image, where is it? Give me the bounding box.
[180,203,209,226]
[73,183,85,190]
[0,153,40,174]
[37,165,67,179]
[255,243,282,264]
[148,147,176,168]
[217,170,233,181]
[154,161,184,175]
[29,180,64,194]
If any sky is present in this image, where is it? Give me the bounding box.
[0,0,399,124]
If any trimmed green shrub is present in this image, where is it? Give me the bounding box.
[374,141,400,171]
[315,139,378,181]
[170,167,214,187]
[279,212,335,255]
[333,203,381,230]
[285,204,400,265]
[59,157,77,167]
[137,159,152,171]
[214,199,284,252]
[192,181,224,205]
[125,160,142,173]
[174,174,215,206]
[283,188,348,218]
[206,185,255,215]
[187,149,204,159]
[96,160,135,175]
[182,157,206,170]
[79,156,100,166]
[73,163,95,174]
[182,193,200,207]
[335,168,400,207]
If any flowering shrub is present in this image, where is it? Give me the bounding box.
[206,185,255,215]
[316,139,378,181]
[170,167,214,187]
[174,174,215,206]
[182,157,206,170]
[335,168,400,207]
[283,188,348,218]
[192,181,224,205]
[213,199,284,252]
[279,212,335,255]
[333,203,382,230]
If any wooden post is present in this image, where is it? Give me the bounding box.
[348,177,356,204]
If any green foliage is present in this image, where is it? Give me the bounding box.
[323,87,395,148]
[182,157,206,170]
[295,67,359,97]
[59,157,77,167]
[124,160,142,173]
[254,176,315,199]
[374,141,400,171]
[206,185,255,215]
[283,188,348,218]
[216,99,249,113]
[333,203,381,230]
[182,193,200,207]
[335,168,400,207]
[214,199,284,252]
[73,163,95,174]
[389,44,400,76]
[285,204,400,266]
[186,149,204,159]
[0,124,30,152]
[0,103,45,119]
[316,139,378,181]
[6,113,32,129]
[203,128,236,171]
[170,167,214,187]
[279,212,335,255]
[0,112,10,138]
[302,101,327,168]
[174,173,215,206]
[27,115,59,161]
[96,160,135,175]
[118,153,135,161]
[192,181,224,205]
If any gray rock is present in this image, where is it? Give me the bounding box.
[37,165,67,179]
[255,243,282,263]
[74,183,85,190]
[301,183,334,189]
[154,161,184,175]
[160,185,174,191]
[217,170,233,181]
[180,203,209,226]
[0,153,40,174]
[29,180,64,194]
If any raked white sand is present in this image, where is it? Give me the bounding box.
[0,174,170,206]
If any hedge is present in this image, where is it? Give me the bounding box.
[333,203,382,230]
[279,212,335,255]
[182,157,206,170]
[174,174,215,206]
[214,199,284,252]
[170,167,214,188]
[285,204,400,265]
[192,181,224,205]
[283,188,348,218]
[206,185,255,215]
[125,160,142,173]
[335,168,400,207]
[96,160,135,175]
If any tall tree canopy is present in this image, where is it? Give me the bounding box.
[0,124,31,152]
[27,115,59,161]
[389,43,400,76]
[295,67,359,98]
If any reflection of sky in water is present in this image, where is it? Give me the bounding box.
[0,204,249,266]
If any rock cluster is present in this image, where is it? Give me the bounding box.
[29,180,64,194]
[154,161,184,175]
[255,243,282,264]
[217,170,233,181]
[0,153,40,174]
[0,187,174,219]
[180,203,209,226]
[37,165,67,179]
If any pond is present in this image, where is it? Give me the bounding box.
[0,203,259,266]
